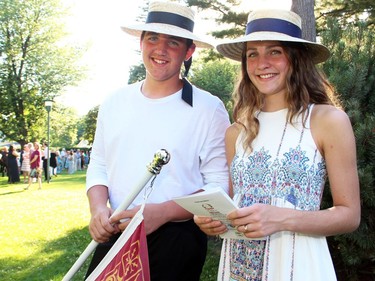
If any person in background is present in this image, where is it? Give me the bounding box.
[7,145,20,184]
[50,149,57,177]
[60,148,67,171]
[75,149,81,171]
[67,151,75,174]
[194,9,360,280]
[80,150,85,170]
[56,150,62,174]
[20,144,31,183]
[25,142,42,190]
[85,2,230,280]
[0,147,8,178]
[42,142,49,181]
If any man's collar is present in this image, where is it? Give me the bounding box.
[182,78,193,107]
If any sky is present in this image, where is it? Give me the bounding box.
[59,0,291,116]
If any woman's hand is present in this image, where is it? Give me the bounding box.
[227,203,285,239]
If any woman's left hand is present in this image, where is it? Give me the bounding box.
[227,203,285,238]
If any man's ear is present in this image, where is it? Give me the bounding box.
[185,43,196,61]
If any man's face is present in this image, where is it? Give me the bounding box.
[140,32,195,82]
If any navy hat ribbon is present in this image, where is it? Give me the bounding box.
[146,11,194,32]
[246,18,302,38]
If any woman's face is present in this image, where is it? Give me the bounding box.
[245,41,290,100]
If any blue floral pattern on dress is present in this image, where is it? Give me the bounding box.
[227,111,327,280]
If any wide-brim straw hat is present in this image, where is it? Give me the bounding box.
[121,1,213,49]
[216,9,330,64]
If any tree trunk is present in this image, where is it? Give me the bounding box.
[291,0,316,42]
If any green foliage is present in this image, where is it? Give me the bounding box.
[190,58,239,118]
[82,106,99,145]
[200,237,222,281]
[0,0,85,146]
[320,18,375,279]
[316,0,375,29]
[127,62,146,84]
[0,171,91,281]
[186,0,247,39]
[49,104,81,149]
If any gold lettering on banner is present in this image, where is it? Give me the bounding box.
[102,240,145,281]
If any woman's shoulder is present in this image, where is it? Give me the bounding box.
[311,104,353,150]
[225,123,243,144]
[312,104,351,126]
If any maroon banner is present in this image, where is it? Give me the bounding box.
[95,221,150,281]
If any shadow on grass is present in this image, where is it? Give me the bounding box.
[0,189,25,196]
[0,226,92,281]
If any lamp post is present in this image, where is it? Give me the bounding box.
[44,100,53,183]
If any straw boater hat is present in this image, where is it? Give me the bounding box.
[216,9,330,64]
[121,1,213,49]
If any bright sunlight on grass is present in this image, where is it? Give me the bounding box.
[0,171,91,280]
[0,170,221,281]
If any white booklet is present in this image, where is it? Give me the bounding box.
[173,188,265,240]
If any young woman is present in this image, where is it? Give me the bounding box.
[7,145,20,184]
[194,9,360,280]
[20,144,31,183]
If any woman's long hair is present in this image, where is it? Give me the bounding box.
[232,41,341,151]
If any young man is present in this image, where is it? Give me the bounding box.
[85,2,230,280]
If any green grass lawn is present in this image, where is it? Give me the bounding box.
[0,170,221,280]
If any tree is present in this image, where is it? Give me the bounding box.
[128,63,146,84]
[49,105,81,149]
[82,106,99,145]
[190,59,239,119]
[291,0,316,41]
[320,18,375,280]
[0,0,85,147]
[187,0,247,40]
[316,0,375,28]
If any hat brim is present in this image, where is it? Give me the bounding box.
[121,23,213,49]
[216,31,330,64]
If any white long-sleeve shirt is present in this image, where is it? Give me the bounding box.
[86,81,230,210]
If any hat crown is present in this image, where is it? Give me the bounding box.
[216,8,330,63]
[148,1,195,21]
[248,9,301,29]
[121,1,213,48]
[246,9,302,38]
[145,1,195,33]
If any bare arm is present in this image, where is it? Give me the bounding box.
[229,105,360,238]
[87,185,119,243]
[290,104,360,235]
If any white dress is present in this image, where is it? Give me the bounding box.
[21,151,31,172]
[218,105,336,281]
